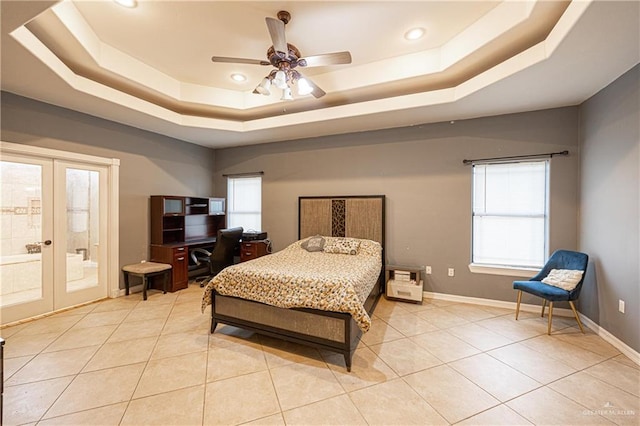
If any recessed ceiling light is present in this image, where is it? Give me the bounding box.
[113,0,137,8]
[231,73,247,82]
[404,27,425,41]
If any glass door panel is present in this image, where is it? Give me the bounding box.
[54,161,108,310]
[0,155,54,324]
[65,168,100,292]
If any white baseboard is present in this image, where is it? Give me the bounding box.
[577,314,640,366]
[114,284,143,298]
[0,298,108,329]
[423,290,640,366]
[422,291,576,317]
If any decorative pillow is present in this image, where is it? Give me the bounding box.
[323,237,361,255]
[301,235,326,252]
[541,269,584,291]
[358,239,382,257]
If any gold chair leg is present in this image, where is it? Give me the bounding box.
[515,290,522,320]
[569,301,585,333]
[541,299,546,317]
[547,302,554,335]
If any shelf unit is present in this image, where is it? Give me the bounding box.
[185,197,209,215]
[149,196,185,245]
[150,196,226,245]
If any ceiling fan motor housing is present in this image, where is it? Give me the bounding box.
[267,44,302,68]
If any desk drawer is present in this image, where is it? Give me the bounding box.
[172,248,188,290]
[150,245,188,292]
[240,241,269,262]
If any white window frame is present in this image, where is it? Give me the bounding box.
[226,175,262,231]
[468,160,549,277]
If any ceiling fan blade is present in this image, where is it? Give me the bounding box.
[300,75,326,99]
[265,17,288,54]
[298,51,352,68]
[309,84,326,98]
[211,56,270,66]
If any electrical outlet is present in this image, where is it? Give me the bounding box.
[448,268,455,277]
[619,299,625,313]
[426,266,432,274]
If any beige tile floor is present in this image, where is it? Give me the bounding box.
[2,282,639,425]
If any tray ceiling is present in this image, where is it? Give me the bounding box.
[1,1,639,148]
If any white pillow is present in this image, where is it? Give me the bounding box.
[541,269,584,291]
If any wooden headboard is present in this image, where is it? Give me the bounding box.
[298,195,385,247]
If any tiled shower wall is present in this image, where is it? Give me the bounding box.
[1,164,99,259]
[0,161,42,256]
[66,168,99,262]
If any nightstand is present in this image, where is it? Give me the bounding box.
[385,265,424,303]
[240,239,271,262]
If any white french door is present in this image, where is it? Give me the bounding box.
[0,154,54,321]
[0,142,119,324]
[53,161,109,310]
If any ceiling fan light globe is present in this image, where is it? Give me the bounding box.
[281,87,293,101]
[255,86,270,96]
[255,78,271,95]
[297,78,313,96]
[274,71,288,89]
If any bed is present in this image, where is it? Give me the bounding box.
[201,195,385,371]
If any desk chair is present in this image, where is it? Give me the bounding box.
[513,249,589,335]
[191,227,243,286]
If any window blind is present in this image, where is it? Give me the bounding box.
[472,161,548,268]
[227,175,262,231]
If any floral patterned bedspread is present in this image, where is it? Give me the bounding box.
[201,237,382,332]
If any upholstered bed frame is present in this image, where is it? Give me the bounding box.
[210,195,386,371]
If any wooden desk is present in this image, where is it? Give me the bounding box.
[149,195,225,292]
[150,238,216,292]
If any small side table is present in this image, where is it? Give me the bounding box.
[385,265,424,304]
[122,262,172,301]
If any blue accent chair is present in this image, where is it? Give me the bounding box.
[513,249,589,335]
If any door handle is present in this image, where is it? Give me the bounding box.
[36,240,52,246]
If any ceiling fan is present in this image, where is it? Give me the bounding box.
[211,10,352,100]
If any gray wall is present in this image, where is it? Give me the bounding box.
[215,107,581,303]
[578,64,640,352]
[4,72,637,352]
[1,92,217,289]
